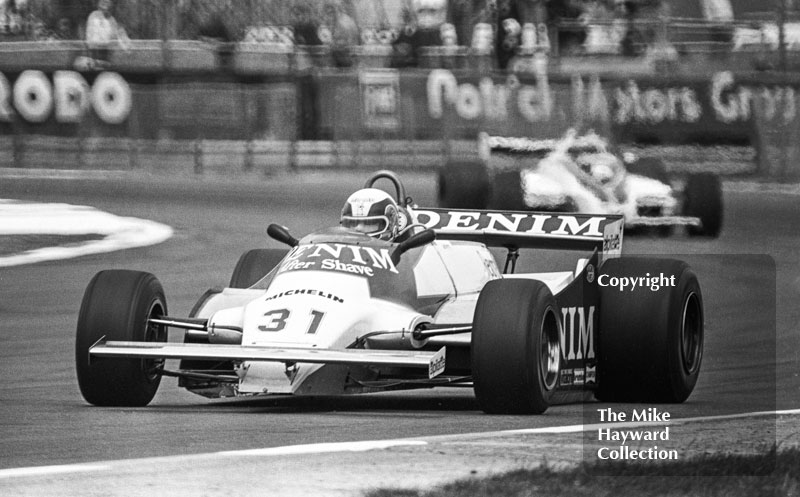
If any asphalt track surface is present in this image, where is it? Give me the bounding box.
[0,171,798,472]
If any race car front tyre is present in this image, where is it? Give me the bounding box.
[75,270,168,407]
[596,258,703,403]
[229,248,287,288]
[437,160,490,209]
[472,279,561,414]
[684,173,723,237]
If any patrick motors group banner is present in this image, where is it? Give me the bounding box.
[320,68,800,144]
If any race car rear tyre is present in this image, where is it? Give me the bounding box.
[684,173,723,237]
[437,160,490,209]
[472,279,561,414]
[489,169,526,210]
[229,248,287,288]
[596,258,703,403]
[75,270,168,407]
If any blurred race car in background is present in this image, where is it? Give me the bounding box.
[437,130,723,237]
[75,171,704,415]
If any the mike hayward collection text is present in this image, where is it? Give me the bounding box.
[594,407,679,461]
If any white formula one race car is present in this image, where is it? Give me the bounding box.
[437,131,723,237]
[76,171,704,414]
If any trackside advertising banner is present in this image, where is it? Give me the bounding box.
[0,70,298,140]
[318,69,800,144]
[0,70,132,126]
[3,66,797,148]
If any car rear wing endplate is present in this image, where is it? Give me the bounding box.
[90,340,447,379]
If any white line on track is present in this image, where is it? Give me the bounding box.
[1,408,797,480]
[460,408,800,437]
[218,440,427,457]
[0,200,173,267]
[0,464,111,479]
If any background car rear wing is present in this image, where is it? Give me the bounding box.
[413,208,623,257]
[479,130,608,159]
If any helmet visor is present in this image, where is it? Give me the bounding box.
[341,216,388,236]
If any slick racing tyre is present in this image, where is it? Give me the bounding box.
[75,270,168,407]
[472,279,561,414]
[229,248,287,288]
[596,258,703,403]
[684,173,723,237]
[437,160,490,209]
[489,169,526,210]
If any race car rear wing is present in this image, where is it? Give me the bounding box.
[413,208,623,256]
[480,130,609,157]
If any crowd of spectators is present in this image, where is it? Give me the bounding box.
[85,0,128,61]
[0,0,793,70]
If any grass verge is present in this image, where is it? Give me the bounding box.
[365,446,798,497]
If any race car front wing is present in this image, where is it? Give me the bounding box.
[89,339,447,379]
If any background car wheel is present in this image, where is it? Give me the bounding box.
[684,173,723,237]
[472,279,561,414]
[490,169,525,210]
[437,160,490,209]
[229,248,287,288]
[75,270,168,407]
[596,258,703,403]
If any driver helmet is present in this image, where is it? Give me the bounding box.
[340,188,400,241]
[576,152,622,184]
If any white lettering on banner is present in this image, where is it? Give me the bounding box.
[54,71,91,123]
[309,244,344,259]
[0,73,15,121]
[444,211,480,230]
[485,212,527,232]
[426,69,551,122]
[571,74,701,125]
[320,259,375,276]
[91,72,132,124]
[711,70,797,124]
[552,216,604,237]
[614,80,701,124]
[560,306,595,361]
[13,70,53,123]
[571,74,609,124]
[414,210,610,237]
[0,70,131,124]
[286,243,399,274]
[363,247,396,273]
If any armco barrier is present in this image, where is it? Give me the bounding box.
[1,134,763,179]
[625,144,758,176]
[0,135,477,174]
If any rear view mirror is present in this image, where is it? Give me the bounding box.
[392,229,436,264]
[267,224,299,247]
